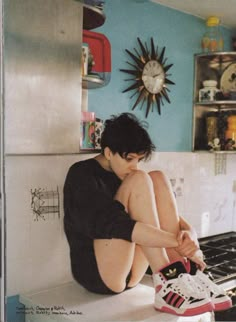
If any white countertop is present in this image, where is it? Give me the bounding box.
[19,275,215,322]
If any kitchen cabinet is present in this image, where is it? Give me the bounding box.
[4,0,83,154]
[192,52,236,152]
[82,3,111,89]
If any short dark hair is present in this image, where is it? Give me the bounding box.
[100,113,155,160]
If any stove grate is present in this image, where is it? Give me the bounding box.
[199,232,236,282]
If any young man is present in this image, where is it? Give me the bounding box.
[63,113,232,316]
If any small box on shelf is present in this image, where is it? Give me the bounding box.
[80,112,104,152]
[80,111,95,150]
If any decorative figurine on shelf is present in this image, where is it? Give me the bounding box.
[208,138,221,151]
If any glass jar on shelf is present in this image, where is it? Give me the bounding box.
[206,112,218,144]
[225,115,236,150]
[201,16,224,52]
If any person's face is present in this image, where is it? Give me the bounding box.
[105,148,146,180]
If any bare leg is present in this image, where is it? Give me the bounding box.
[94,170,170,292]
[149,171,183,262]
[115,170,171,272]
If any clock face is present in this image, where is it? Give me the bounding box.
[142,60,165,94]
[120,37,175,118]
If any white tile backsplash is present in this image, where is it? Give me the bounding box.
[140,152,236,238]
[6,152,236,296]
[29,252,73,293]
[29,220,61,257]
[7,257,33,294]
[5,154,81,296]
[7,223,30,260]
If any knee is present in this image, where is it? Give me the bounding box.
[106,280,127,294]
[115,170,152,208]
[126,169,151,185]
[149,170,166,183]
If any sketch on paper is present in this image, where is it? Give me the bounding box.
[30,187,60,221]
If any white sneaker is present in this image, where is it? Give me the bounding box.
[185,259,232,311]
[193,270,232,311]
[153,261,214,316]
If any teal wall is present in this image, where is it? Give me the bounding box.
[87,0,233,151]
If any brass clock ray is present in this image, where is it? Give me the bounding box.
[120,37,175,118]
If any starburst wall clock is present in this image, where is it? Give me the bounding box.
[120,37,175,118]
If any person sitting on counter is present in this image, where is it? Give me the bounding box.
[63,112,232,316]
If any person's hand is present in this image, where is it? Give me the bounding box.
[190,249,206,271]
[176,230,206,271]
[176,230,199,258]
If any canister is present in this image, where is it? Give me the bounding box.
[201,16,224,52]
[199,80,219,102]
[206,115,218,143]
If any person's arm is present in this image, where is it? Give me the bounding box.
[131,222,179,248]
[177,216,199,253]
[176,216,206,270]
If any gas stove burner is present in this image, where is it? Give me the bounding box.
[220,245,236,252]
[199,233,236,321]
[199,232,236,283]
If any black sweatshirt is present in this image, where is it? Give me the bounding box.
[63,158,137,258]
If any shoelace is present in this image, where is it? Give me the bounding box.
[196,271,225,295]
[174,273,207,298]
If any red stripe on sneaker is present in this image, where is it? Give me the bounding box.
[155,302,214,316]
[170,294,180,306]
[175,297,185,308]
[165,291,174,303]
